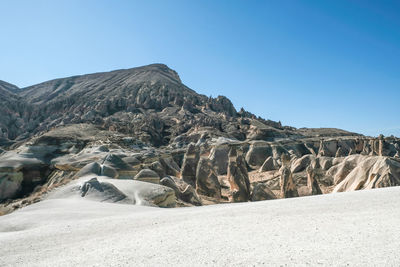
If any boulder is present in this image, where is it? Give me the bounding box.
[159,176,180,196]
[159,156,181,177]
[149,161,166,178]
[75,162,101,177]
[53,176,176,208]
[160,176,202,206]
[195,157,221,199]
[134,169,160,184]
[79,177,127,203]
[122,156,141,166]
[74,159,118,179]
[250,183,276,201]
[103,154,132,171]
[101,165,119,179]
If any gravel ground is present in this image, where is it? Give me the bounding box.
[1,187,400,266]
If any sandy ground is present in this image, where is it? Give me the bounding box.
[1,187,400,266]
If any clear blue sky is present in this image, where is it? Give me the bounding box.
[1,0,399,137]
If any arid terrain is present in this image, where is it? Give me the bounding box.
[1,64,399,212]
[0,64,399,265]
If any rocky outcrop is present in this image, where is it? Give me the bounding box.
[195,157,221,199]
[333,156,400,192]
[180,143,199,186]
[279,154,299,198]
[75,162,102,177]
[159,157,181,177]
[291,155,315,173]
[306,165,322,195]
[2,64,400,214]
[134,169,160,184]
[227,147,250,202]
[79,178,127,202]
[245,142,272,169]
[209,144,230,175]
[0,149,50,200]
[160,176,202,206]
[259,156,279,172]
[250,183,277,201]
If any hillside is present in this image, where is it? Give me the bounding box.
[1,63,353,148]
[0,64,399,215]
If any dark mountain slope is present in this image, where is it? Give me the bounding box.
[0,86,32,145]
[0,80,20,93]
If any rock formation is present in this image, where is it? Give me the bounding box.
[0,64,400,214]
[250,183,277,201]
[227,147,250,202]
[279,154,299,198]
[259,156,279,172]
[79,177,127,202]
[134,169,160,184]
[333,155,400,192]
[160,176,202,206]
[180,143,200,186]
[195,157,221,199]
[306,164,322,195]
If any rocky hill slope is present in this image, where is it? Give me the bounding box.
[0,64,399,214]
[1,64,359,148]
[0,82,31,145]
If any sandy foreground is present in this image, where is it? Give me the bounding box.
[1,187,400,266]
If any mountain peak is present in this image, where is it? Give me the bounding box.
[126,63,182,84]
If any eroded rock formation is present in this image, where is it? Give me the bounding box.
[279,154,299,198]
[180,143,200,186]
[195,157,221,199]
[1,64,400,214]
[250,183,276,201]
[306,164,322,195]
[227,147,250,202]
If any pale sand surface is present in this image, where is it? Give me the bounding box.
[1,187,400,266]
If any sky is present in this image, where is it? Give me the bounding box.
[1,0,399,137]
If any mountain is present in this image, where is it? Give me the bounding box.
[16,64,244,146]
[0,80,20,93]
[2,63,399,216]
[0,64,311,147]
[0,83,30,145]
[0,64,359,148]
